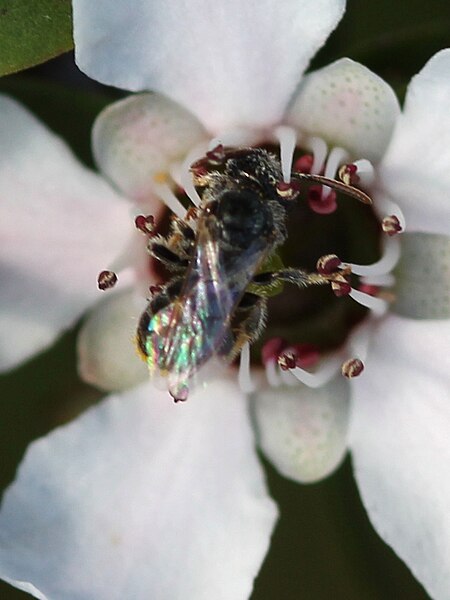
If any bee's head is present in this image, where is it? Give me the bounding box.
[213,189,274,249]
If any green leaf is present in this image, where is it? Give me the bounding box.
[0,0,73,76]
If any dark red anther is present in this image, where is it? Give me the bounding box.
[293,154,314,174]
[382,215,402,236]
[205,144,225,165]
[338,163,360,186]
[316,254,342,275]
[276,180,301,200]
[331,279,352,297]
[149,284,163,296]
[278,350,297,371]
[261,337,286,365]
[135,214,155,235]
[97,270,118,291]
[307,186,337,214]
[341,358,364,378]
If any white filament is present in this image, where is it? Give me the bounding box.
[361,273,395,286]
[353,158,375,186]
[152,182,186,219]
[265,359,281,387]
[180,142,209,207]
[341,236,401,277]
[238,342,256,393]
[307,136,327,175]
[291,355,342,388]
[349,288,388,316]
[323,146,350,198]
[274,125,297,183]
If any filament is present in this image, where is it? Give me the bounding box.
[274,125,297,183]
[238,342,256,393]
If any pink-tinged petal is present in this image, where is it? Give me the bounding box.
[379,49,450,236]
[77,288,149,391]
[350,315,450,600]
[253,376,350,483]
[287,58,400,162]
[0,95,133,372]
[73,0,346,132]
[93,93,208,203]
[394,232,450,319]
[0,379,277,600]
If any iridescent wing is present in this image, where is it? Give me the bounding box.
[143,218,265,400]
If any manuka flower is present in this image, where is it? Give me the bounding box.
[0,1,450,599]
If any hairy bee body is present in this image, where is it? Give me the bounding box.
[137,148,289,400]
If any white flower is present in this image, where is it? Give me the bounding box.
[0,2,450,599]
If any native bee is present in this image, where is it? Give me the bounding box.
[136,147,371,401]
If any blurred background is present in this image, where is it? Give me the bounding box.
[1,0,449,598]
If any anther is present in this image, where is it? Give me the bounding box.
[278,350,297,371]
[331,278,352,297]
[135,214,155,235]
[205,144,225,165]
[276,180,300,200]
[97,270,118,291]
[341,358,364,378]
[382,215,403,236]
[170,383,189,403]
[317,254,342,275]
[338,163,359,186]
[149,284,163,296]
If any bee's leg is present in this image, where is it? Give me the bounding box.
[149,239,190,271]
[225,294,268,360]
[252,268,331,289]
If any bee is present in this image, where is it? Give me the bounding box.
[136,147,371,401]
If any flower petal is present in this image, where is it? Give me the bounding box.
[394,232,450,319]
[93,93,208,202]
[77,288,149,391]
[379,49,450,236]
[252,376,350,483]
[350,315,450,600]
[0,95,132,372]
[287,58,400,163]
[0,379,277,600]
[73,0,345,132]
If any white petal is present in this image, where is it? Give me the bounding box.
[252,376,350,484]
[73,0,345,132]
[379,49,450,236]
[0,379,277,600]
[77,288,149,391]
[287,58,400,162]
[350,315,450,600]
[0,95,133,372]
[394,232,450,319]
[93,93,208,202]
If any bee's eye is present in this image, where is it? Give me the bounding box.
[217,190,272,247]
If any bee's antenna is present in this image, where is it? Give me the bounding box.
[291,172,373,205]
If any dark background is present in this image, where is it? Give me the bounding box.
[1,0,449,598]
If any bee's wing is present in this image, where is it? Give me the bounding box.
[146,220,254,400]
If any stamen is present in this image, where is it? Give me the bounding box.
[353,159,375,186]
[262,337,285,388]
[205,144,225,165]
[307,185,337,215]
[293,153,313,174]
[134,214,155,235]
[323,147,350,198]
[97,270,118,291]
[317,254,342,275]
[349,288,388,316]
[307,136,327,175]
[376,195,406,231]
[341,358,364,378]
[274,125,297,183]
[341,236,401,276]
[152,182,187,220]
[382,214,403,236]
[360,273,395,287]
[238,342,256,393]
